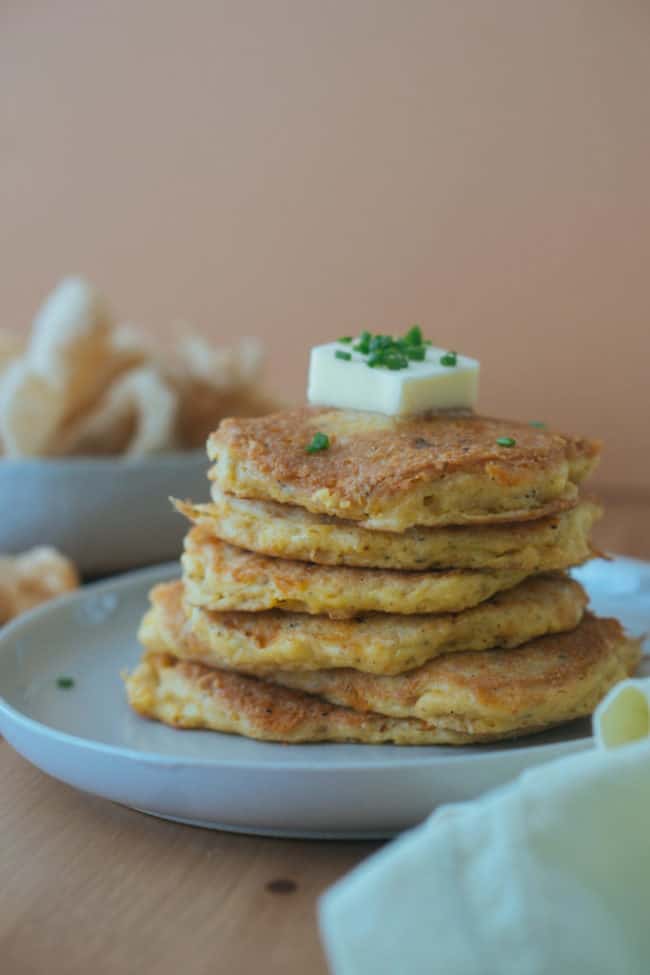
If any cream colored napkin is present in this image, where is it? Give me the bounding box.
[320,685,650,975]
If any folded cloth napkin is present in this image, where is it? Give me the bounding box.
[320,679,650,975]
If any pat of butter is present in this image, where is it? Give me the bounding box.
[307,342,479,416]
[594,678,650,749]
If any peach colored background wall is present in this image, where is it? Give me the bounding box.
[2,1,649,487]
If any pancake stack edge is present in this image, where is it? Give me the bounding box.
[125,408,641,745]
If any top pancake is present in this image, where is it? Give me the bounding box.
[208,407,600,530]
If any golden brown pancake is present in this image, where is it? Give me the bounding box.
[125,651,486,745]
[140,575,588,675]
[266,614,641,733]
[125,616,639,744]
[181,526,530,617]
[176,493,601,572]
[207,407,600,530]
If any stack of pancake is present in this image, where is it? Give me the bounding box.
[126,408,641,745]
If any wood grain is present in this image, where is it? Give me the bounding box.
[0,744,373,975]
[0,495,648,975]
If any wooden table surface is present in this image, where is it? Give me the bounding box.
[1,491,648,975]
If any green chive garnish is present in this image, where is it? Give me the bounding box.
[529,421,546,429]
[496,437,516,448]
[335,350,352,361]
[338,327,441,370]
[56,676,75,689]
[404,325,423,346]
[338,336,353,343]
[353,330,372,355]
[384,354,408,370]
[306,432,330,453]
[440,351,458,367]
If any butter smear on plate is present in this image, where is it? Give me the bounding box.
[307,328,479,416]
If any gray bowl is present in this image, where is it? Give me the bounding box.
[0,451,209,575]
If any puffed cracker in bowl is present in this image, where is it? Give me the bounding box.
[0,278,279,573]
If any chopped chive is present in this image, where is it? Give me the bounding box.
[496,437,516,448]
[529,421,546,429]
[369,334,392,353]
[404,325,423,346]
[353,330,372,354]
[333,327,449,370]
[384,355,409,370]
[306,432,330,453]
[56,676,75,689]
